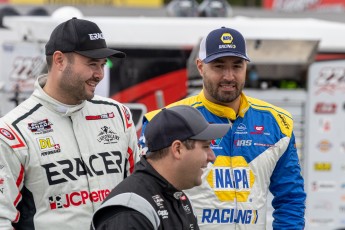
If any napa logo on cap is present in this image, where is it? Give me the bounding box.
[220,33,233,44]
[206,156,255,202]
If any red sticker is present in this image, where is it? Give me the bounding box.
[0,128,15,140]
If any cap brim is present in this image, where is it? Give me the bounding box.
[203,52,250,63]
[190,124,230,140]
[75,48,126,59]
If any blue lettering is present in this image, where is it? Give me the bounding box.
[202,209,212,223]
[211,209,220,223]
[225,169,233,188]
[234,170,242,189]
[203,209,253,224]
[242,169,249,188]
[215,168,234,189]
[215,169,224,188]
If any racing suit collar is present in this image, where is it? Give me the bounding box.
[199,90,249,120]
[33,75,86,116]
[137,157,181,198]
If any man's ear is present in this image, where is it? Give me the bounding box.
[171,140,183,160]
[196,58,204,77]
[53,51,66,71]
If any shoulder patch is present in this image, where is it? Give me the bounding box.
[0,121,27,149]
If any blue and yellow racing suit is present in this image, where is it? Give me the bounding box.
[139,90,306,230]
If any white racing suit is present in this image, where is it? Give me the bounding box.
[0,75,140,230]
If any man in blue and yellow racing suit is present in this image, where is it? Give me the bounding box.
[139,27,306,229]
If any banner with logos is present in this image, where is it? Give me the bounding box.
[263,0,345,11]
[305,60,345,229]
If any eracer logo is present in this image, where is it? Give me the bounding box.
[48,189,110,209]
[41,151,123,185]
[88,33,104,40]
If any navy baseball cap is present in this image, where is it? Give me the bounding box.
[45,17,126,59]
[199,26,250,63]
[145,105,230,152]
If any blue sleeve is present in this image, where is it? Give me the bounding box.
[138,117,149,156]
[269,133,306,230]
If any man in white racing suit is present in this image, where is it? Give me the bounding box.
[0,17,140,230]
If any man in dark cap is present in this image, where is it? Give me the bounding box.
[91,105,231,230]
[0,18,139,229]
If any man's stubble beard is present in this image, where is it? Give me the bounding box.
[203,77,244,104]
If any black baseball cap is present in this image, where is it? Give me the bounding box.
[145,105,230,152]
[45,17,126,59]
[199,26,250,63]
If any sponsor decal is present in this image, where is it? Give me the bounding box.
[220,32,233,44]
[121,106,133,129]
[173,192,183,200]
[0,128,15,140]
[277,113,290,130]
[315,67,345,94]
[319,118,332,132]
[312,181,336,192]
[88,33,104,40]
[49,189,110,209]
[97,126,119,144]
[182,203,191,214]
[315,102,337,114]
[28,119,53,134]
[157,210,169,219]
[206,156,255,202]
[85,112,114,120]
[37,137,61,156]
[317,140,332,152]
[211,138,223,150]
[309,218,335,225]
[314,162,331,171]
[41,151,122,185]
[253,142,275,147]
[152,194,169,219]
[0,178,4,194]
[202,208,258,224]
[235,123,247,134]
[250,126,270,135]
[234,139,252,147]
[152,194,164,209]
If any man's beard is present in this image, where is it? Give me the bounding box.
[203,78,244,104]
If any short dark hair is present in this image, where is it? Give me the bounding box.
[46,52,75,71]
[146,139,196,161]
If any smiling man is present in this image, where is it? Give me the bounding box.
[0,18,140,230]
[91,105,231,230]
[139,27,306,230]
